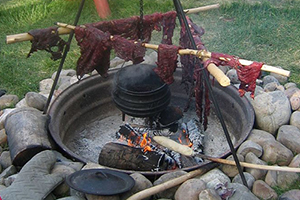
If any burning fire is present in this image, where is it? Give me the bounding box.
[118,130,153,152]
[178,129,193,147]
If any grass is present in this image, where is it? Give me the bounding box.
[0,0,299,99]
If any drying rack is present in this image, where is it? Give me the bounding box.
[5,0,292,190]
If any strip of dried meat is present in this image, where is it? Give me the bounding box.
[27,27,66,61]
[161,11,177,45]
[154,44,180,84]
[74,25,112,78]
[204,52,263,98]
[111,36,146,64]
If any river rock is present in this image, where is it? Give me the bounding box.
[51,164,76,198]
[226,69,240,84]
[289,154,300,168]
[198,189,222,200]
[279,189,300,200]
[252,180,277,200]
[39,78,54,95]
[226,183,259,200]
[0,108,15,130]
[261,140,293,166]
[0,165,17,184]
[3,173,17,187]
[0,129,7,147]
[232,172,255,190]
[15,98,28,108]
[220,154,244,178]
[120,173,152,200]
[0,150,63,200]
[244,152,267,180]
[290,90,300,111]
[199,168,231,187]
[247,129,275,146]
[290,111,300,130]
[153,170,187,199]
[270,67,288,84]
[237,140,262,157]
[25,92,47,111]
[0,151,12,170]
[0,95,19,109]
[265,169,299,190]
[263,82,280,92]
[174,178,206,200]
[277,125,300,154]
[251,90,291,134]
[262,75,279,87]
[56,196,85,200]
[85,194,120,200]
[51,69,76,80]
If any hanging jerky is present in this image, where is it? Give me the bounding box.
[111,36,146,64]
[27,27,66,60]
[205,52,263,98]
[74,26,112,78]
[154,44,180,84]
[161,11,177,45]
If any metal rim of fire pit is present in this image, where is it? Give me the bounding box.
[47,66,255,176]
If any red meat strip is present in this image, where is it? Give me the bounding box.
[204,52,263,98]
[154,44,180,84]
[74,26,112,78]
[27,27,66,61]
[111,35,146,64]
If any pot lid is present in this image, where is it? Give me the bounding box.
[66,169,135,195]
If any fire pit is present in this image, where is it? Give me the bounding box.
[48,65,255,176]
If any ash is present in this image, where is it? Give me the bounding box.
[64,105,235,163]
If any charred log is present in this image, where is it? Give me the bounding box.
[98,142,168,171]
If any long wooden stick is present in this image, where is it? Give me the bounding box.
[127,164,215,200]
[153,136,300,173]
[5,4,219,44]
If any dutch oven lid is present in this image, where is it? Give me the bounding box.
[66,169,135,195]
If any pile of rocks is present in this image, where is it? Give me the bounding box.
[0,54,300,200]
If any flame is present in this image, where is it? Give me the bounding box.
[178,129,193,147]
[127,139,134,147]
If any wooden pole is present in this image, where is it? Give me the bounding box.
[5,4,219,44]
[153,136,300,173]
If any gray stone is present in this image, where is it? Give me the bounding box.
[110,57,126,68]
[277,125,300,154]
[39,78,54,95]
[0,151,12,170]
[148,51,158,65]
[252,180,278,200]
[263,82,280,92]
[57,75,71,87]
[174,178,206,200]
[279,189,300,200]
[51,69,76,80]
[0,165,17,184]
[284,85,300,99]
[237,140,263,157]
[226,183,259,200]
[232,172,256,190]
[0,150,63,200]
[265,169,299,190]
[0,129,7,147]
[290,91,300,111]
[270,67,288,84]
[3,174,17,187]
[85,194,120,200]
[245,152,267,180]
[220,154,244,178]
[56,196,85,200]
[15,98,28,108]
[153,170,187,199]
[0,109,15,130]
[226,69,240,84]
[199,189,222,200]
[261,140,293,166]
[262,75,280,87]
[251,90,291,134]
[289,154,300,168]
[199,168,231,187]
[70,76,79,85]
[290,111,300,130]
[120,173,152,200]
[284,82,298,90]
[51,164,76,198]
[0,95,19,109]
[25,92,47,111]
[247,129,275,146]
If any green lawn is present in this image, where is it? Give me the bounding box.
[0,0,299,98]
